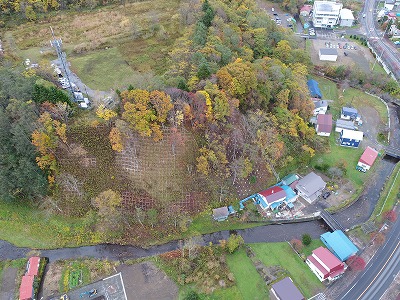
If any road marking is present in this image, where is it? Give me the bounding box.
[356,240,400,300]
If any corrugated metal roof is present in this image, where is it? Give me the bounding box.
[272,277,305,300]
[320,230,358,261]
[319,48,338,56]
[359,146,379,167]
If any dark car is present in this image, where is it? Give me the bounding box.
[322,191,331,199]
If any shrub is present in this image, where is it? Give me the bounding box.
[185,290,200,300]
[227,234,244,253]
[383,210,397,222]
[346,255,366,271]
[290,239,303,252]
[302,234,312,246]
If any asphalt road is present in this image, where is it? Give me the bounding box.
[338,218,400,300]
[361,0,400,80]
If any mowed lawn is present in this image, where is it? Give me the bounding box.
[226,248,268,300]
[250,243,324,299]
[69,47,138,90]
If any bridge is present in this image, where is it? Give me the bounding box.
[384,146,400,160]
[320,210,346,232]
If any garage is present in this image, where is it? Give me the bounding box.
[319,48,338,61]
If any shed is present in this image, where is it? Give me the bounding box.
[340,129,363,148]
[319,48,338,61]
[213,207,229,221]
[357,146,379,171]
[270,277,305,300]
[339,9,354,27]
[307,79,322,98]
[316,114,332,136]
[281,174,299,186]
[335,119,356,132]
[320,230,358,261]
[341,107,358,120]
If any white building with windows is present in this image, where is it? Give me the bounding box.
[312,1,343,28]
[339,8,354,27]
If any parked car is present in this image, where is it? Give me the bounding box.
[322,191,331,199]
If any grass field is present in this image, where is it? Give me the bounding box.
[370,162,400,222]
[250,243,324,298]
[69,48,139,90]
[5,0,182,91]
[226,248,269,300]
[311,133,365,187]
[311,76,339,101]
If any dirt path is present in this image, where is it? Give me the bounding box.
[0,267,17,300]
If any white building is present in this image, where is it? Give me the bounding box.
[312,1,343,28]
[339,9,354,27]
[384,0,395,11]
[319,48,338,61]
[313,100,328,115]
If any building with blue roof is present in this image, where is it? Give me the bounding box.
[307,79,322,99]
[320,230,358,261]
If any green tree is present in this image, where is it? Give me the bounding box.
[226,234,244,253]
[302,233,312,246]
[0,99,47,201]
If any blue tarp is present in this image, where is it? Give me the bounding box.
[320,230,358,261]
[307,79,322,98]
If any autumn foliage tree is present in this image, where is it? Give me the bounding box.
[346,255,366,271]
[383,210,397,222]
[290,239,303,253]
[31,112,67,183]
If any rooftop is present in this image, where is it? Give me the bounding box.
[359,146,379,167]
[317,114,333,133]
[314,100,328,108]
[340,129,364,141]
[271,277,305,300]
[320,231,358,261]
[314,1,342,13]
[213,207,229,219]
[342,106,358,115]
[319,48,338,56]
[259,186,286,204]
[26,256,40,276]
[19,275,34,300]
[295,172,326,196]
[313,246,343,270]
[340,8,354,20]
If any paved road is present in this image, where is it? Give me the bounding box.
[361,0,400,80]
[338,217,400,300]
[0,220,327,262]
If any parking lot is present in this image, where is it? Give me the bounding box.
[49,273,127,300]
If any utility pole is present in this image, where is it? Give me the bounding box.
[50,26,76,102]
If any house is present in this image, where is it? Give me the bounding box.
[300,5,313,16]
[313,100,328,115]
[312,1,343,28]
[341,107,359,120]
[270,277,305,300]
[339,9,354,27]
[306,246,345,282]
[257,186,287,210]
[389,24,400,38]
[316,114,332,136]
[295,172,326,203]
[335,119,357,132]
[384,0,395,11]
[320,230,358,261]
[319,48,338,61]
[387,12,397,20]
[19,275,35,300]
[307,79,322,98]
[357,146,379,171]
[340,129,363,148]
[213,206,235,221]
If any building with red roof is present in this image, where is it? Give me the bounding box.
[19,275,34,300]
[306,246,345,282]
[26,257,40,276]
[357,146,379,171]
[257,186,287,210]
[316,114,332,136]
[300,4,312,16]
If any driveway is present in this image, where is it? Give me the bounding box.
[0,267,17,300]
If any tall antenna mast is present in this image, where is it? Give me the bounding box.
[50,26,76,102]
